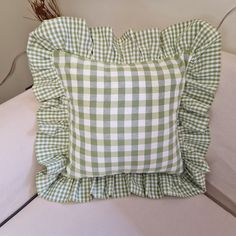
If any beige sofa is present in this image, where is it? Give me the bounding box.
[0,51,235,236]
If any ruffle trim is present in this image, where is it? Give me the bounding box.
[27,17,221,202]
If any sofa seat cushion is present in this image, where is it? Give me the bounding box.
[1,195,235,236]
[207,51,236,215]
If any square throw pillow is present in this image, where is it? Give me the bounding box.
[27,17,221,203]
[53,51,185,178]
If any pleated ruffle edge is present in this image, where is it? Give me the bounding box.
[26,17,221,203]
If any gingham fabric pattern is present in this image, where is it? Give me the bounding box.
[54,51,185,177]
[27,17,221,203]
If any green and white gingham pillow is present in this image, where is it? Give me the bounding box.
[27,17,221,203]
[53,51,185,178]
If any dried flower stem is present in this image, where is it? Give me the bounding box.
[28,0,61,22]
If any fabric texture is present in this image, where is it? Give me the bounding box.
[0,90,40,223]
[27,17,221,203]
[53,51,185,178]
[1,196,236,236]
[206,51,236,216]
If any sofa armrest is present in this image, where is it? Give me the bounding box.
[207,51,236,216]
[0,89,40,223]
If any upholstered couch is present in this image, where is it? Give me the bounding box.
[0,51,235,236]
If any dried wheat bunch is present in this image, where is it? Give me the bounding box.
[28,0,61,22]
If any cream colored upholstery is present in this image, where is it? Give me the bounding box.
[207,51,236,215]
[0,90,40,223]
[1,195,236,236]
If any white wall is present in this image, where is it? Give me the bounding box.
[58,0,236,53]
[0,0,236,103]
[0,0,39,104]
